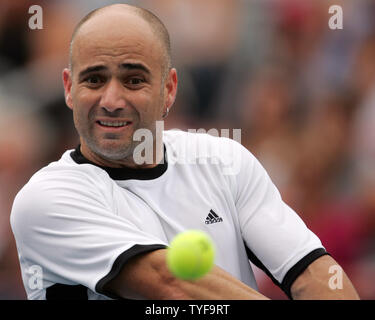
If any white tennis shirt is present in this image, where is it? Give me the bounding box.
[11,130,327,300]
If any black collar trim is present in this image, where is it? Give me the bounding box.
[70,145,168,181]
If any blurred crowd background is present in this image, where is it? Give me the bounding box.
[0,0,374,299]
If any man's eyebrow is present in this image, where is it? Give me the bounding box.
[120,63,150,74]
[78,65,107,79]
[77,63,150,79]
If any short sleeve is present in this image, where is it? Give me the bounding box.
[10,168,167,299]
[234,143,327,298]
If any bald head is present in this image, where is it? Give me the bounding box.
[69,4,171,77]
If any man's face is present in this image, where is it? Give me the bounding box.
[63,10,176,165]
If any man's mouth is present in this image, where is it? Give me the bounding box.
[97,120,132,128]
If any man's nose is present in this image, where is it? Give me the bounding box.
[99,79,127,113]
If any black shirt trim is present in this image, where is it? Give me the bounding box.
[281,248,330,299]
[245,245,329,299]
[45,245,166,300]
[245,245,281,289]
[95,244,167,299]
[46,284,88,300]
[70,145,168,181]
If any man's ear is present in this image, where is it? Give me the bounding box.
[62,68,73,110]
[164,68,178,113]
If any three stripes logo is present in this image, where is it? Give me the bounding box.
[205,209,223,225]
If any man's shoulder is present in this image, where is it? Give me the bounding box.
[11,150,112,226]
[16,150,109,200]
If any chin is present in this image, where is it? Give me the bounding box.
[91,140,134,162]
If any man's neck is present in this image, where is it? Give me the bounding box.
[80,142,165,169]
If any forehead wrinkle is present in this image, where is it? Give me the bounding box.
[82,41,147,57]
[75,49,154,74]
[75,42,159,74]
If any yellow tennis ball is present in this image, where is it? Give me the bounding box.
[166,230,215,280]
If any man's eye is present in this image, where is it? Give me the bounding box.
[85,75,103,85]
[128,78,144,85]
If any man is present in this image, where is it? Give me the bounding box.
[11,4,359,300]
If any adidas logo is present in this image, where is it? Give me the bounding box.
[205,209,223,224]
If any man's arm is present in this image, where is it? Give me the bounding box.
[291,255,360,300]
[103,249,269,300]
